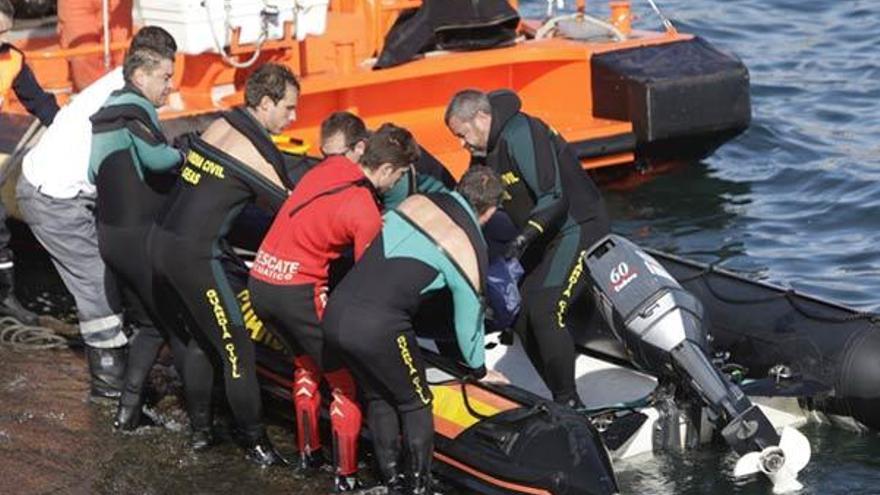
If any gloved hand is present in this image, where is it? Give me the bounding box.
[503,223,542,260]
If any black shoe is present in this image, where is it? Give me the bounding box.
[86,345,127,400]
[245,436,289,467]
[372,473,406,495]
[191,428,215,451]
[0,266,38,325]
[291,450,325,478]
[334,474,364,492]
[411,473,443,495]
[114,401,142,431]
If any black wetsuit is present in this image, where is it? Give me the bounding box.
[89,87,186,410]
[478,90,611,406]
[150,107,288,443]
[324,191,488,484]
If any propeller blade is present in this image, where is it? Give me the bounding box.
[769,466,804,494]
[778,426,811,473]
[733,451,762,477]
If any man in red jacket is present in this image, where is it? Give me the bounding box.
[249,114,416,491]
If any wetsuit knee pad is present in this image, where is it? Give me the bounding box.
[330,390,362,476]
[294,366,322,454]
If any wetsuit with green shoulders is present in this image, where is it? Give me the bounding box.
[479,89,611,407]
[149,107,290,444]
[381,147,455,210]
[323,190,488,485]
[89,86,187,413]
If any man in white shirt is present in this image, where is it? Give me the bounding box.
[15,26,177,400]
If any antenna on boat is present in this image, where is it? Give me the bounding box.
[102,0,111,68]
[546,0,565,18]
[644,0,678,34]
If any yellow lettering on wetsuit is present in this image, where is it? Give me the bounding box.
[397,335,431,405]
[501,172,520,186]
[206,289,241,378]
[236,289,284,351]
[556,250,587,329]
[186,149,226,179]
[181,166,202,185]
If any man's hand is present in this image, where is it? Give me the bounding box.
[503,223,542,260]
[479,368,510,385]
[503,234,529,260]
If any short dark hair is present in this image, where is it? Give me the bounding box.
[320,111,369,148]
[244,63,300,108]
[0,0,14,19]
[130,26,177,60]
[122,47,172,85]
[456,166,504,216]
[445,89,491,125]
[361,123,420,171]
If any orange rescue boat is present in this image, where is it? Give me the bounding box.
[4,0,751,182]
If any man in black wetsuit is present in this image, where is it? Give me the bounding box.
[88,28,188,430]
[150,63,298,465]
[324,165,507,494]
[445,89,611,408]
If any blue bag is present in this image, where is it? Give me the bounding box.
[485,257,524,331]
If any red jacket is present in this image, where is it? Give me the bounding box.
[251,156,381,288]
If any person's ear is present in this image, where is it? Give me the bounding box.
[353,140,366,156]
[258,95,273,112]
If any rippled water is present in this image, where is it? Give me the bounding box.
[577,0,880,493]
[593,0,880,312]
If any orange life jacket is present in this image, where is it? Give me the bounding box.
[0,45,24,110]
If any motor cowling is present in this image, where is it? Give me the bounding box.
[584,234,707,374]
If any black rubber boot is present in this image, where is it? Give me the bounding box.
[334,474,364,492]
[113,400,142,431]
[189,406,214,451]
[0,265,38,325]
[411,473,443,495]
[245,434,289,467]
[86,345,127,400]
[292,449,325,478]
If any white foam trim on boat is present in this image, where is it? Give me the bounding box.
[480,332,657,409]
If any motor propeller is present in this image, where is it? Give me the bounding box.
[732,425,811,493]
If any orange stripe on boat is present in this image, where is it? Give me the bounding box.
[433,452,553,495]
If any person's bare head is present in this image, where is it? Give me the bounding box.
[129,26,177,58]
[123,47,174,108]
[360,123,420,193]
[456,165,503,225]
[445,89,492,156]
[244,63,300,134]
[320,111,369,163]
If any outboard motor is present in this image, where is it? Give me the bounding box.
[584,234,810,494]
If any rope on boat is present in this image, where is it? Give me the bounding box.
[678,263,880,325]
[203,0,276,69]
[643,0,677,34]
[0,316,68,351]
[535,13,626,41]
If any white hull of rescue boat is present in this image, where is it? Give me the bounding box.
[423,332,809,462]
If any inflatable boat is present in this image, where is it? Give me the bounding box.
[237,232,880,494]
